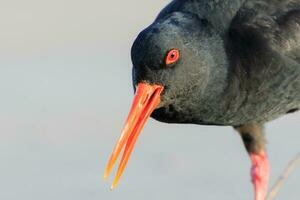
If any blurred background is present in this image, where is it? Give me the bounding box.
[0,0,299,199]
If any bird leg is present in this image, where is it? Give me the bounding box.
[235,123,270,200]
[250,150,270,200]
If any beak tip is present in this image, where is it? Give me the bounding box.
[103,175,108,181]
[103,170,110,180]
[110,185,115,191]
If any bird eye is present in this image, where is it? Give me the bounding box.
[165,49,180,66]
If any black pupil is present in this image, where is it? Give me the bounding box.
[170,53,175,59]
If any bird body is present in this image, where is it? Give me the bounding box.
[105,1,300,199]
[150,0,300,126]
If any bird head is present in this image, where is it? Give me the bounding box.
[104,12,220,189]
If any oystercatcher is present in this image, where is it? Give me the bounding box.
[104,1,300,200]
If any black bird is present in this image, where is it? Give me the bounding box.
[104,1,300,199]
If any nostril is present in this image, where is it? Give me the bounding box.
[142,94,149,105]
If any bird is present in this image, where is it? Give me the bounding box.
[104,0,300,199]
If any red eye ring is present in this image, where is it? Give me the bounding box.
[165,49,180,65]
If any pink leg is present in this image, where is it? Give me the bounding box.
[250,151,270,200]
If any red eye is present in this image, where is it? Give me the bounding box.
[165,49,180,65]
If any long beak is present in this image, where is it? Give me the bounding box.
[104,82,164,190]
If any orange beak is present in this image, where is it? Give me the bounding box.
[104,82,164,189]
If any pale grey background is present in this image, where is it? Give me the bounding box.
[0,1,299,199]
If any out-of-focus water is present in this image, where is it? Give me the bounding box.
[0,1,299,199]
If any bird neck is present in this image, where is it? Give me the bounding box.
[193,34,230,125]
